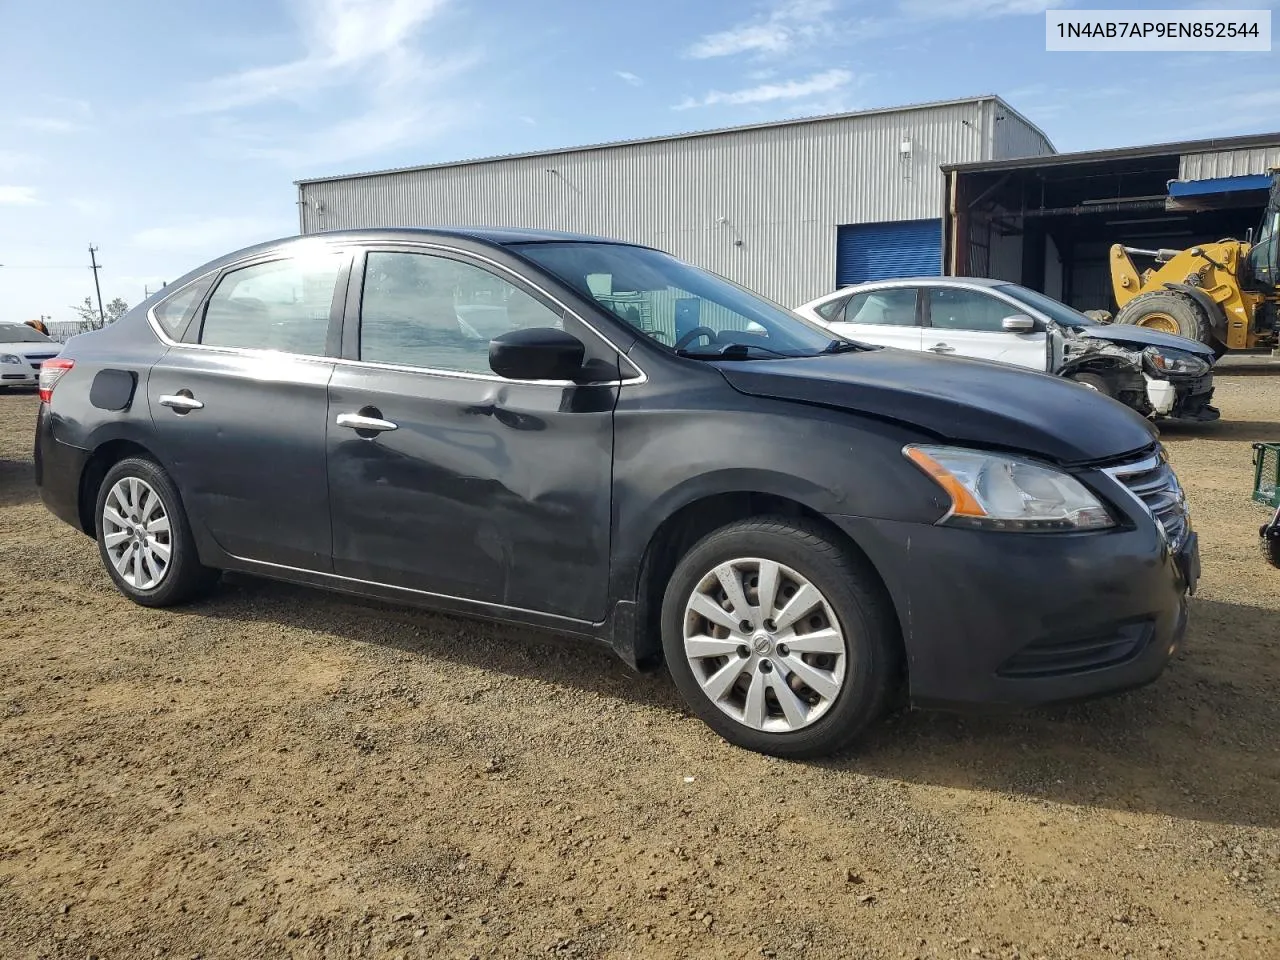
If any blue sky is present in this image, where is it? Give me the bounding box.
[2,0,1278,324]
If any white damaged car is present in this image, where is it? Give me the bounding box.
[796,277,1218,422]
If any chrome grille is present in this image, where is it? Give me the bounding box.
[1104,451,1189,549]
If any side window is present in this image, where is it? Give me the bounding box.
[153,275,214,339]
[927,288,1016,332]
[843,288,918,326]
[360,251,563,374]
[200,253,346,355]
[814,295,851,322]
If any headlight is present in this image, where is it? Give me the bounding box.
[0,354,21,365]
[904,445,1115,532]
[1143,347,1209,376]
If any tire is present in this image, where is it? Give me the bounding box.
[1069,371,1114,397]
[660,516,899,759]
[1114,290,1212,346]
[94,457,218,607]
[1264,533,1280,569]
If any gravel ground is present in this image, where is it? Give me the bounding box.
[0,377,1277,960]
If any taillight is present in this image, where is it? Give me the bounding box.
[38,358,75,403]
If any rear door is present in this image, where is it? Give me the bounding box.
[147,247,350,571]
[827,287,922,351]
[922,286,1047,369]
[325,246,620,621]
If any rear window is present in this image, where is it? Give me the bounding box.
[152,276,214,338]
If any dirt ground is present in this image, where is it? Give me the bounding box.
[0,376,1277,960]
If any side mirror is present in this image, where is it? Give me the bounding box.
[489,327,585,381]
[1001,315,1036,333]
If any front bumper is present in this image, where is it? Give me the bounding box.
[830,514,1193,709]
[1,364,37,385]
[1168,372,1218,421]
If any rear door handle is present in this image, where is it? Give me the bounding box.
[158,393,204,412]
[336,412,398,433]
[928,343,956,354]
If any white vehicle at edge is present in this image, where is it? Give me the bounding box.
[0,324,62,389]
[795,277,1219,422]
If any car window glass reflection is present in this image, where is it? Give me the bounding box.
[360,252,563,374]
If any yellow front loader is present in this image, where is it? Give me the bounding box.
[1109,174,1280,355]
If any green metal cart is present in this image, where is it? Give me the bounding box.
[1254,442,1280,568]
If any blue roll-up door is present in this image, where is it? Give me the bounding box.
[836,219,943,286]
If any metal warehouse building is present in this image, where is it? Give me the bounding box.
[295,95,1054,308]
[943,130,1280,314]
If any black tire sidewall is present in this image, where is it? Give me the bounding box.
[660,519,896,758]
[94,457,209,607]
[1117,291,1209,345]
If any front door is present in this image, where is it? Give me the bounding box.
[325,247,618,622]
[147,249,350,570]
[922,286,1047,370]
[827,287,922,351]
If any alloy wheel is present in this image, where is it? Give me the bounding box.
[682,557,847,733]
[101,477,173,590]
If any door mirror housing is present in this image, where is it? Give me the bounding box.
[489,327,586,381]
[1002,315,1036,333]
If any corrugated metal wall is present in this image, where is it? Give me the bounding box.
[1180,146,1280,179]
[299,98,1053,307]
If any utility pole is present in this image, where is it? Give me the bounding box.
[88,244,105,328]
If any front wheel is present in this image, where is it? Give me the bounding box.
[95,457,218,607]
[660,517,899,759]
[1069,371,1114,397]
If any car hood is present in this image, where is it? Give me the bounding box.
[717,348,1157,465]
[0,341,59,356]
[1074,323,1216,358]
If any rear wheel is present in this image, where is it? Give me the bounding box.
[95,457,218,607]
[1115,290,1212,346]
[660,517,899,759]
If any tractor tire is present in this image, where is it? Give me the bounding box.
[1264,532,1280,569]
[1114,290,1212,347]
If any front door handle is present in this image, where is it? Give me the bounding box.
[928,343,956,354]
[158,393,204,412]
[336,412,398,433]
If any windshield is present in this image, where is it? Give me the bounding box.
[995,284,1098,329]
[0,325,53,343]
[511,242,842,358]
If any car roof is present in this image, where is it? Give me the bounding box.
[146,227,656,311]
[847,276,1008,290]
[312,226,642,246]
[801,276,1010,307]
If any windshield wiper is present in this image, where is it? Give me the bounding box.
[676,342,790,360]
[822,338,867,354]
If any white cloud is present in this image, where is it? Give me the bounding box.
[131,216,294,252]
[185,0,472,166]
[615,70,643,86]
[519,115,537,125]
[686,0,836,58]
[187,0,451,112]
[897,0,1056,18]
[0,186,40,205]
[674,68,853,109]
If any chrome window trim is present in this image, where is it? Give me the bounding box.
[145,239,648,387]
